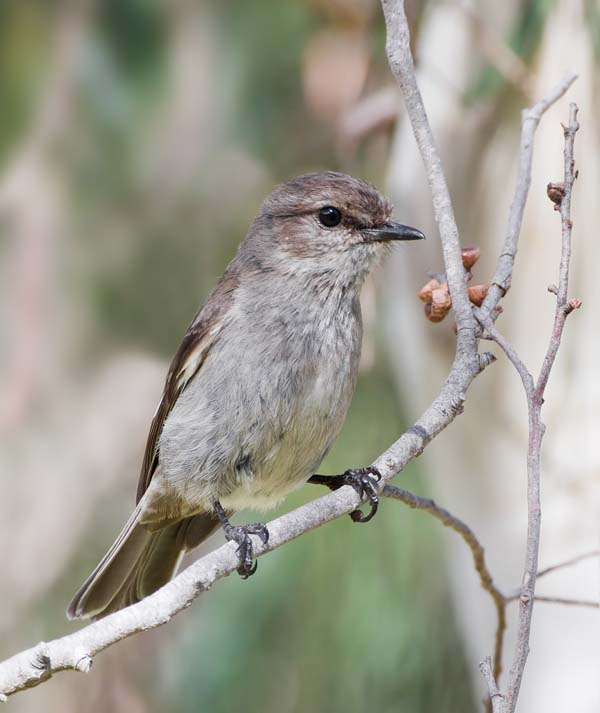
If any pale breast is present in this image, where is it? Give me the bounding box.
[158,280,362,515]
[220,297,362,511]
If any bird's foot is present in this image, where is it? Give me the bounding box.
[214,502,269,578]
[309,466,382,523]
[224,522,269,578]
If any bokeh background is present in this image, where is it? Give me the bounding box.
[0,1,598,711]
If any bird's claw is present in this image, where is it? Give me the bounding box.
[223,522,269,578]
[342,466,381,523]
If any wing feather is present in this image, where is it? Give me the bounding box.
[135,267,239,503]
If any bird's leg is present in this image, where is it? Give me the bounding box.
[308,466,382,523]
[213,501,269,578]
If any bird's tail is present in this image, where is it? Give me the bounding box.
[67,508,220,620]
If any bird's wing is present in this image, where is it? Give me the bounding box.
[136,267,239,503]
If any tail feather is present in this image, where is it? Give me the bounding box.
[67,510,221,620]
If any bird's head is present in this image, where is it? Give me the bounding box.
[242,171,424,287]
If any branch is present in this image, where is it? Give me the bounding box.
[537,549,600,579]
[478,104,580,713]
[479,658,504,713]
[478,72,577,322]
[504,103,579,713]
[381,0,477,343]
[505,593,599,609]
[523,596,599,610]
[0,482,504,699]
[468,75,577,704]
[384,486,507,676]
[503,550,600,605]
[0,487,367,699]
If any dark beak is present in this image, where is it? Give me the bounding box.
[362,221,426,243]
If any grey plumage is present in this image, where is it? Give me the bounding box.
[67,171,423,620]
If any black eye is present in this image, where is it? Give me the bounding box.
[318,206,342,228]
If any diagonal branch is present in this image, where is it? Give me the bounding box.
[381,0,476,342]
[0,481,499,700]
[536,549,600,579]
[478,72,577,322]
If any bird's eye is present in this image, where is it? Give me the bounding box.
[318,206,342,228]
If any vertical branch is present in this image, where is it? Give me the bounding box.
[502,103,580,712]
[479,104,580,711]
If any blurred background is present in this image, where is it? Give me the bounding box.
[0,0,598,711]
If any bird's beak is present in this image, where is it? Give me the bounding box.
[362,221,426,243]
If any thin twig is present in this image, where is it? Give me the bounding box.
[537,550,600,579]
[471,76,577,704]
[504,550,600,601]
[479,104,580,713]
[504,103,580,713]
[478,72,577,322]
[523,596,599,609]
[384,485,507,675]
[505,592,599,609]
[480,321,534,397]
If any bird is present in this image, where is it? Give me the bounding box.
[67,171,424,620]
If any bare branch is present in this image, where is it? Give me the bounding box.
[502,103,580,713]
[373,0,491,490]
[480,321,534,398]
[537,550,600,579]
[467,71,577,705]
[0,481,501,699]
[524,596,599,609]
[479,657,505,713]
[478,103,580,713]
[384,485,507,676]
[0,486,373,698]
[505,592,599,609]
[381,0,476,341]
[478,72,577,322]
